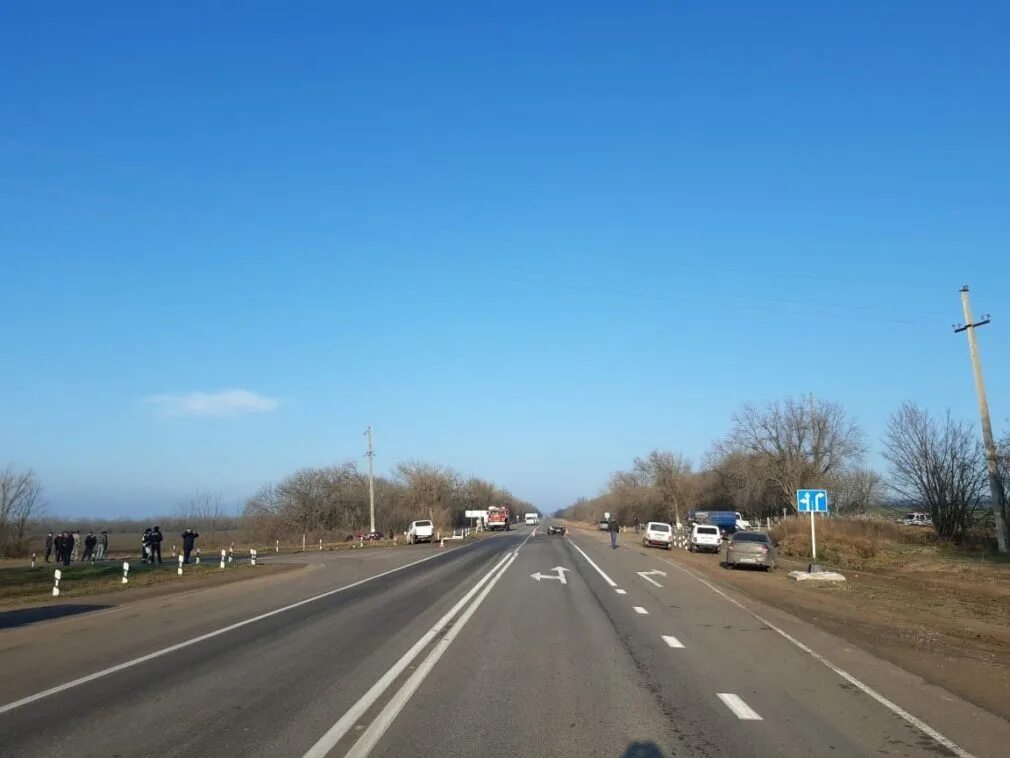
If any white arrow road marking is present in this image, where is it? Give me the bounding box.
[636,569,667,587]
[661,635,685,649]
[717,693,762,720]
[530,566,570,584]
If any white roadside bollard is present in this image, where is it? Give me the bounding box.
[122,561,130,584]
[171,544,177,558]
[302,533,306,552]
[228,546,234,564]
[32,552,37,570]
[275,539,279,553]
[359,536,364,549]
[250,548,257,566]
[440,538,445,548]
[195,547,201,565]
[220,549,226,569]
[177,554,183,576]
[319,537,323,551]
[52,568,62,596]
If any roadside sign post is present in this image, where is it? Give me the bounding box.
[796,489,829,569]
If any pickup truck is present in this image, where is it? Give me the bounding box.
[407,520,434,544]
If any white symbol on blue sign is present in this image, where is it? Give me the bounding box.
[797,489,828,513]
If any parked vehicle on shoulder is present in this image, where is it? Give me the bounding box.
[724,531,776,571]
[689,524,722,553]
[407,520,434,544]
[642,521,673,549]
[899,512,932,527]
[597,519,610,532]
[525,513,540,525]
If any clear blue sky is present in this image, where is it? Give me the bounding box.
[2,2,1008,517]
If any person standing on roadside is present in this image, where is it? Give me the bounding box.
[62,531,74,566]
[141,528,152,563]
[82,531,97,561]
[44,532,54,563]
[150,526,164,565]
[634,516,640,534]
[608,515,619,549]
[181,528,199,564]
[96,530,108,560]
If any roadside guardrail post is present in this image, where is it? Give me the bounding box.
[177,554,184,576]
[275,539,279,553]
[250,548,257,566]
[196,547,201,564]
[302,533,306,552]
[220,549,226,569]
[52,568,61,596]
[172,544,177,558]
[319,537,323,551]
[122,561,130,584]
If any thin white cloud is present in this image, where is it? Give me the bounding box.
[144,389,280,418]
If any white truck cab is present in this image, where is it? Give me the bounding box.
[407,520,434,544]
[524,513,539,525]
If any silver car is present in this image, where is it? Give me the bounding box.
[724,532,776,571]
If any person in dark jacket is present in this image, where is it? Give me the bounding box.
[44,532,54,563]
[608,516,619,549]
[141,528,152,563]
[82,532,97,561]
[53,532,64,564]
[181,528,199,564]
[150,526,163,565]
[62,531,74,566]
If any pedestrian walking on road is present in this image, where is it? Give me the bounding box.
[44,532,54,563]
[608,516,619,549]
[181,528,199,564]
[150,526,163,565]
[71,530,81,561]
[82,532,97,561]
[96,531,108,560]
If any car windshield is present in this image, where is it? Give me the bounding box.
[697,526,719,535]
[649,523,671,532]
[732,533,770,543]
[415,521,432,527]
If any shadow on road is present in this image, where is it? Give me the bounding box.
[0,604,111,630]
[622,741,667,758]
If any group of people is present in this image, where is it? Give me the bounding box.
[140,527,200,565]
[44,530,108,566]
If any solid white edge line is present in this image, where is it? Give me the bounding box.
[567,539,618,587]
[661,635,685,649]
[301,531,534,758]
[717,693,762,720]
[344,552,519,758]
[633,606,648,615]
[658,557,975,758]
[0,539,486,716]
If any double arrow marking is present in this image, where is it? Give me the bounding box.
[637,569,667,587]
[530,566,570,585]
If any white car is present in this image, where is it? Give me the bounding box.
[642,521,673,550]
[407,520,434,544]
[689,524,722,553]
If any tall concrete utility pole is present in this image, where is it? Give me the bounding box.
[365,426,376,533]
[954,286,1008,553]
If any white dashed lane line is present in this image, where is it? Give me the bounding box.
[717,693,763,721]
[661,635,685,649]
[633,606,649,615]
[614,589,627,595]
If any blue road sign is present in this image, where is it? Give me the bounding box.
[796,489,829,513]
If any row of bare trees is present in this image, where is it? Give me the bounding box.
[242,460,531,541]
[559,395,1008,546]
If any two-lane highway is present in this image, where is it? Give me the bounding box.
[1,525,1007,757]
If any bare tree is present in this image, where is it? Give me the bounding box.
[0,467,44,556]
[828,468,883,516]
[883,403,987,542]
[176,491,227,543]
[723,395,865,510]
[633,450,694,525]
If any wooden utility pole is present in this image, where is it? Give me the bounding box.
[955,286,1008,553]
[365,426,376,533]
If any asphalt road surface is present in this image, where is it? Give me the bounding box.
[0,527,1006,757]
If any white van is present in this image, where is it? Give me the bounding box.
[689,524,722,553]
[407,520,434,544]
[524,513,539,525]
[642,521,673,549]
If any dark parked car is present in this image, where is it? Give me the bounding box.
[547,522,566,535]
[724,532,777,571]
